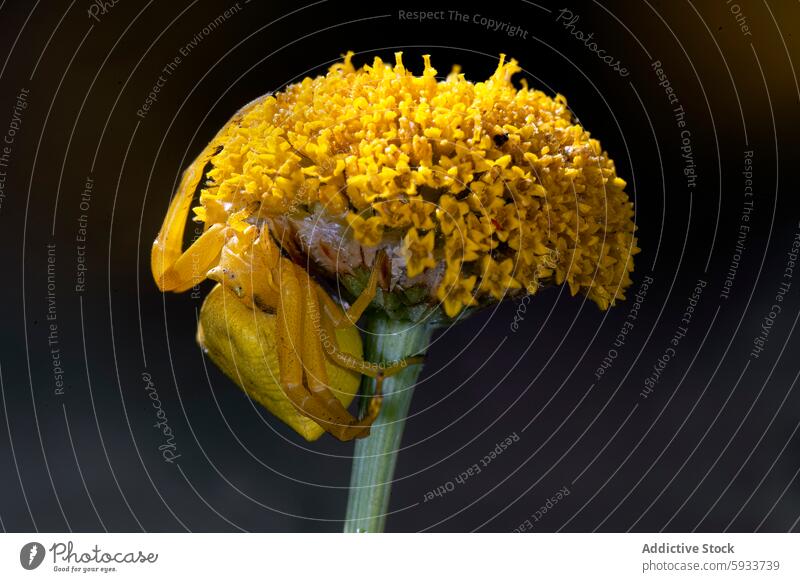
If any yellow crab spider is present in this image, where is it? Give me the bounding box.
[151,96,419,442]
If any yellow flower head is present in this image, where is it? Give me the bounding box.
[192,52,638,319]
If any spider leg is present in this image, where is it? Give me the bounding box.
[319,309,424,378]
[319,250,387,329]
[301,272,386,440]
[314,249,426,379]
[150,140,227,292]
[276,260,378,441]
[151,95,270,292]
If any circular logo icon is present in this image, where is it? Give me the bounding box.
[20,542,46,570]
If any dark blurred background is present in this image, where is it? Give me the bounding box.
[0,0,798,532]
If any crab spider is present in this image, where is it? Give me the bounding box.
[151,97,420,441]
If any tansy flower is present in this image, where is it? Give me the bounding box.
[189,51,638,320]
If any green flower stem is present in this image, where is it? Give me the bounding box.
[344,314,434,533]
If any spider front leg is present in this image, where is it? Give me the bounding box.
[151,142,228,292]
[276,260,380,441]
[151,95,270,292]
[319,314,424,378]
[318,249,387,329]
[316,250,425,378]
